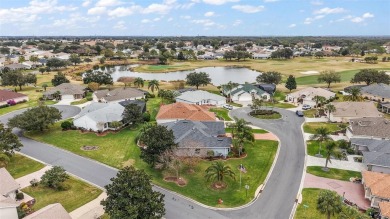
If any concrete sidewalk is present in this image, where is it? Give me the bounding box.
[16,166,52,189]
[70,192,107,219]
[307,155,365,171]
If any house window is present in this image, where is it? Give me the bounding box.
[195,149,200,154]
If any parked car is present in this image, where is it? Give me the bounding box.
[302,104,311,110]
[296,110,304,117]
[223,104,233,110]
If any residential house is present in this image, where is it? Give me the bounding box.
[379,202,390,219]
[175,90,226,106]
[43,83,85,101]
[3,63,29,70]
[346,117,390,140]
[255,84,276,95]
[0,196,18,219]
[156,102,216,124]
[23,203,71,219]
[360,83,390,102]
[222,84,270,102]
[285,87,336,107]
[163,120,232,157]
[0,168,20,200]
[379,102,390,114]
[93,88,145,103]
[352,138,390,174]
[252,53,270,59]
[362,171,390,208]
[0,90,29,106]
[329,102,383,123]
[73,100,145,132]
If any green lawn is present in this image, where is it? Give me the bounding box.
[303,109,317,118]
[251,112,282,119]
[147,98,163,121]
[303,122,344,134]
[306,166,362,181]
[70,99,89,105]
[209,108,232,121]
[225,127,269,134]
[273,91,286,101]
[0,100,57,116]
[230,102,243,107]
[263,102,296,109]
[5,154,45,179]
[306,140,327,157]
[22,177,102,212]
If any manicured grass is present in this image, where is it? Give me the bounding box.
[251,112,282,119]
[134,64,191,72]
[273,91,286,101]
[70,99,89,105]
[22,177,102,212]
[147,97,163,121]
[230,102,243,107]
[303,122,344,134]
[306,166,362,181]
[5,154,45,179]
[273,102,296,108]
[306,140,327,157]
[225,127,269,134]
[209,108,232,121]
[0,99,57,115]
[303,109,317,118]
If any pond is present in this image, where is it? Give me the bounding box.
[100,65,261,86]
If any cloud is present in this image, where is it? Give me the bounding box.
[141,19,151,23]
[153,17,161,21]
[107,6,142,17]
[362,12,374,18]
[202,0,239,5]
[350,12,374,23]
[191,19,215,26]
[263,0,278,2]
[204,11,215,17]
[288,23,296,28]
[142,3,171,14]
[113,20,126,30]
[314,7,346,15]
[310,0,323,6]
[96,0,123,7]
[233,19,242,26]
[232,5,264,13]
[167,17,173,22]
[180,15,191,19]
[82,0,92,7]
[87,7,106,15]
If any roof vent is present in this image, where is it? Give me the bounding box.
[217,138,223,141]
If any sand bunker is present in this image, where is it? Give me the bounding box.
[300,70,319,75]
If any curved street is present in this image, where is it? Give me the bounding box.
[0,106,305,219]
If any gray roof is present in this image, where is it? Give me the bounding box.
[176,90,225,103]
[118,100,146,113]
[0,168,20,196]
[163,120,231,149]
[349,117,390,139]
[351,138,390,153]
[94,88,145,102]
[361,83,390,98]
[44,83,85,96]
[74,102,125,123]
[363,151,390,167]
[228,84,268,97]
[24,203,71,219]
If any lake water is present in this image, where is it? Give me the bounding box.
[104,65,261,86]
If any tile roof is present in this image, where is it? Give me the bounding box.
[24,203,71,219]
[0,168,20,196]
[163,120,232,149]
[332,102,383,118]
[349,117,390,139]
[363,151,390,167]
[361,83,390,99]
[176,90,225,103]
[379,202,390,218]
[362,171,390,199]
[94,88,145,102]
[156,102,216,121]
[43,83,85,96]
[0,90,28,102]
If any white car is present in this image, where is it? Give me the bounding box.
[302,104,311,110]
[223,104,233,110]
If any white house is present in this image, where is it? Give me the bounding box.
[93,88,145,103]
[222,84,270,102]
[329,102,383,123]
[0,196,18,219]
[285,87,336,107]
[175,90,226,106]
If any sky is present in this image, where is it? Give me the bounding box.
[0,0,389,36]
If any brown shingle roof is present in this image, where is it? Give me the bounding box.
[362,171,390,199]
[94,88,145,102]
[24,203,71,219]
[157,102,216,121]
[0,168,20,196]
[349,117,390,139]
[332,102,382,118]
[43,83,85,96]
[0,90,27,102]
[380,202,390,218]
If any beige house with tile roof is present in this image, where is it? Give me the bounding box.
[362,171,390,208]
[93,88,145,103]
[380,202,390,219]
[43,83,85,101]
[329,102,383,123]
[0,168,20,200]
[285,87,336,107]
[156,102,216,124]
[24,203,71,219]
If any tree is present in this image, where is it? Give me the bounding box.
[148,79,160,93]
[140,125,176,167]
[223,81,239,102]
[122,104,143,126]
[177,51,185,60]
[338,206,370,219]
[83,71,113,85]
[99,57,106,64]
[351,69,390,85]
[40,166,69,190]
[1,71,25,90]
[24,73,37,86]
[8,106,62,132]
[323,141,343,171]
[158,89,175,104]
[117,77,134,87]
[317,190,342,219]
[343,87,363,102]
[229,117,254,157]
[0,123,22,155]
[88,82,100,92]
[313,95,327,109]
[205,161,235,183]
[51,72,69,87]
[0,153,10,167]
[134,77,144,88]
[310,127,331,157]
[325,104,336,122]
[318,70,341,88]
[42,83,48,91]
[39,67,46,75]
[102,166,165,219]
[18,56,25,63]
[69,53,81,65]
[285,75,297,92]
[46,58,68,69]
[186,72,211,89]
[256,71,282,84]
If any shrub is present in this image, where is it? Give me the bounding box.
[7,99,16,106]
[143,112,151,122]
[61,121,73,130]
[146,92,155,98]
[86,97,93,101]
[30,178,39,187]
[0,104,9,109]
[16,192,24,200]
[40,166,69,190]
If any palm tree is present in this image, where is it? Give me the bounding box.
[148,80,159,93]
[317,190,342,219]
[325,104,336,122]
[134,77,144,88]
[313,95,326,108]
[343,87,363,102]
[205,161,235,183]
[223,81,238,102]
[323,141,344,171]
[229,117,254,157]
[310,127,332,157]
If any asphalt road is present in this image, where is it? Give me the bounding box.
[0,106,305,219]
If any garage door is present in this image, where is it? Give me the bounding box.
[61,95,74,100]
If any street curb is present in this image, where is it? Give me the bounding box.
[289,122,308,219]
